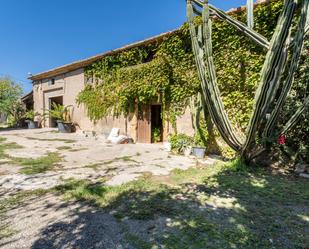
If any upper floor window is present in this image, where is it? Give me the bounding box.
[85,76,94,85]
[48,78,55,86]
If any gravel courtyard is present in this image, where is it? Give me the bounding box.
[0,128,203,248]
[0,128,204,194]
[1,129,307,249]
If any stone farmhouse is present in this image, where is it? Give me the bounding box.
[29,0,268,143]
[29,30,195,143]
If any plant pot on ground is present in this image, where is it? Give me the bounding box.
[192,147,206,159]
[25,120,39,129]
[48,103,74,133]
[23,110,41,129]
[56,120,73,133]
[191,132,207,159]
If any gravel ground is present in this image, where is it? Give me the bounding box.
[0,128,217,249]
[1,193,162,249]
[0,128,210,193]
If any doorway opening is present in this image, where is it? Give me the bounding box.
[49,96,63,127]
[151,105,163,143]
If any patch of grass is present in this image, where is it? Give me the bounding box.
[101,156,138,166]
[0,137,62,174]
[0,138,24,159]
[0,225,15,240]
[0,189,49,212]
[224,158,248,172]
[54,161,309,248]
[0,137,7,143]
[13,152,63,175]
[125,233,153,249]
[56,146,72,150]
[69,148,88,152]
[105,166,118,174]
[116,156,138,163]
[63,139,77,144]
[55,177,180,220]
[0,123,8,129]
[25,137,76,143]
[155,164,165,168]
[85,163,102,171]
[117,156,132,161]
[102,160,115,165]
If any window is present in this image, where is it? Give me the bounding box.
[85,76,94,85]
[49,78,55,86]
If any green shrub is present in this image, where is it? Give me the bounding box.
[169,134,194,154]
[152,128,161,143]
[23,110,40,121]
[47,103,72,122]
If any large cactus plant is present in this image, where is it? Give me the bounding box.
[187,0,309,163]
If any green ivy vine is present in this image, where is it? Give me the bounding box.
[77,0,284,131]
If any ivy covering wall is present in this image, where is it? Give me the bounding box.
[77,33,200,124]
[77,0,285,131]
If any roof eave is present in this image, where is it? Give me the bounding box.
[29,29,178,81]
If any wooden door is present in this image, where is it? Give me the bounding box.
[137,105,151,143]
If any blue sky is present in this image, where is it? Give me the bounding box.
[0,0,249,93]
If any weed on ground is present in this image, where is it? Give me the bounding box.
[0,138,63,174]
[0,138,24,159]
[56,146,72,151]
[25,137,76,143]
[14,153,63,175]
[69,148,88,152]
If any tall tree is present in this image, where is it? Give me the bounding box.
[0,77,22,116]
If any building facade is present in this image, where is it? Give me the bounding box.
[30,31,195,143]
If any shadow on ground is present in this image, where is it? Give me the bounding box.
[22,167,309,248]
